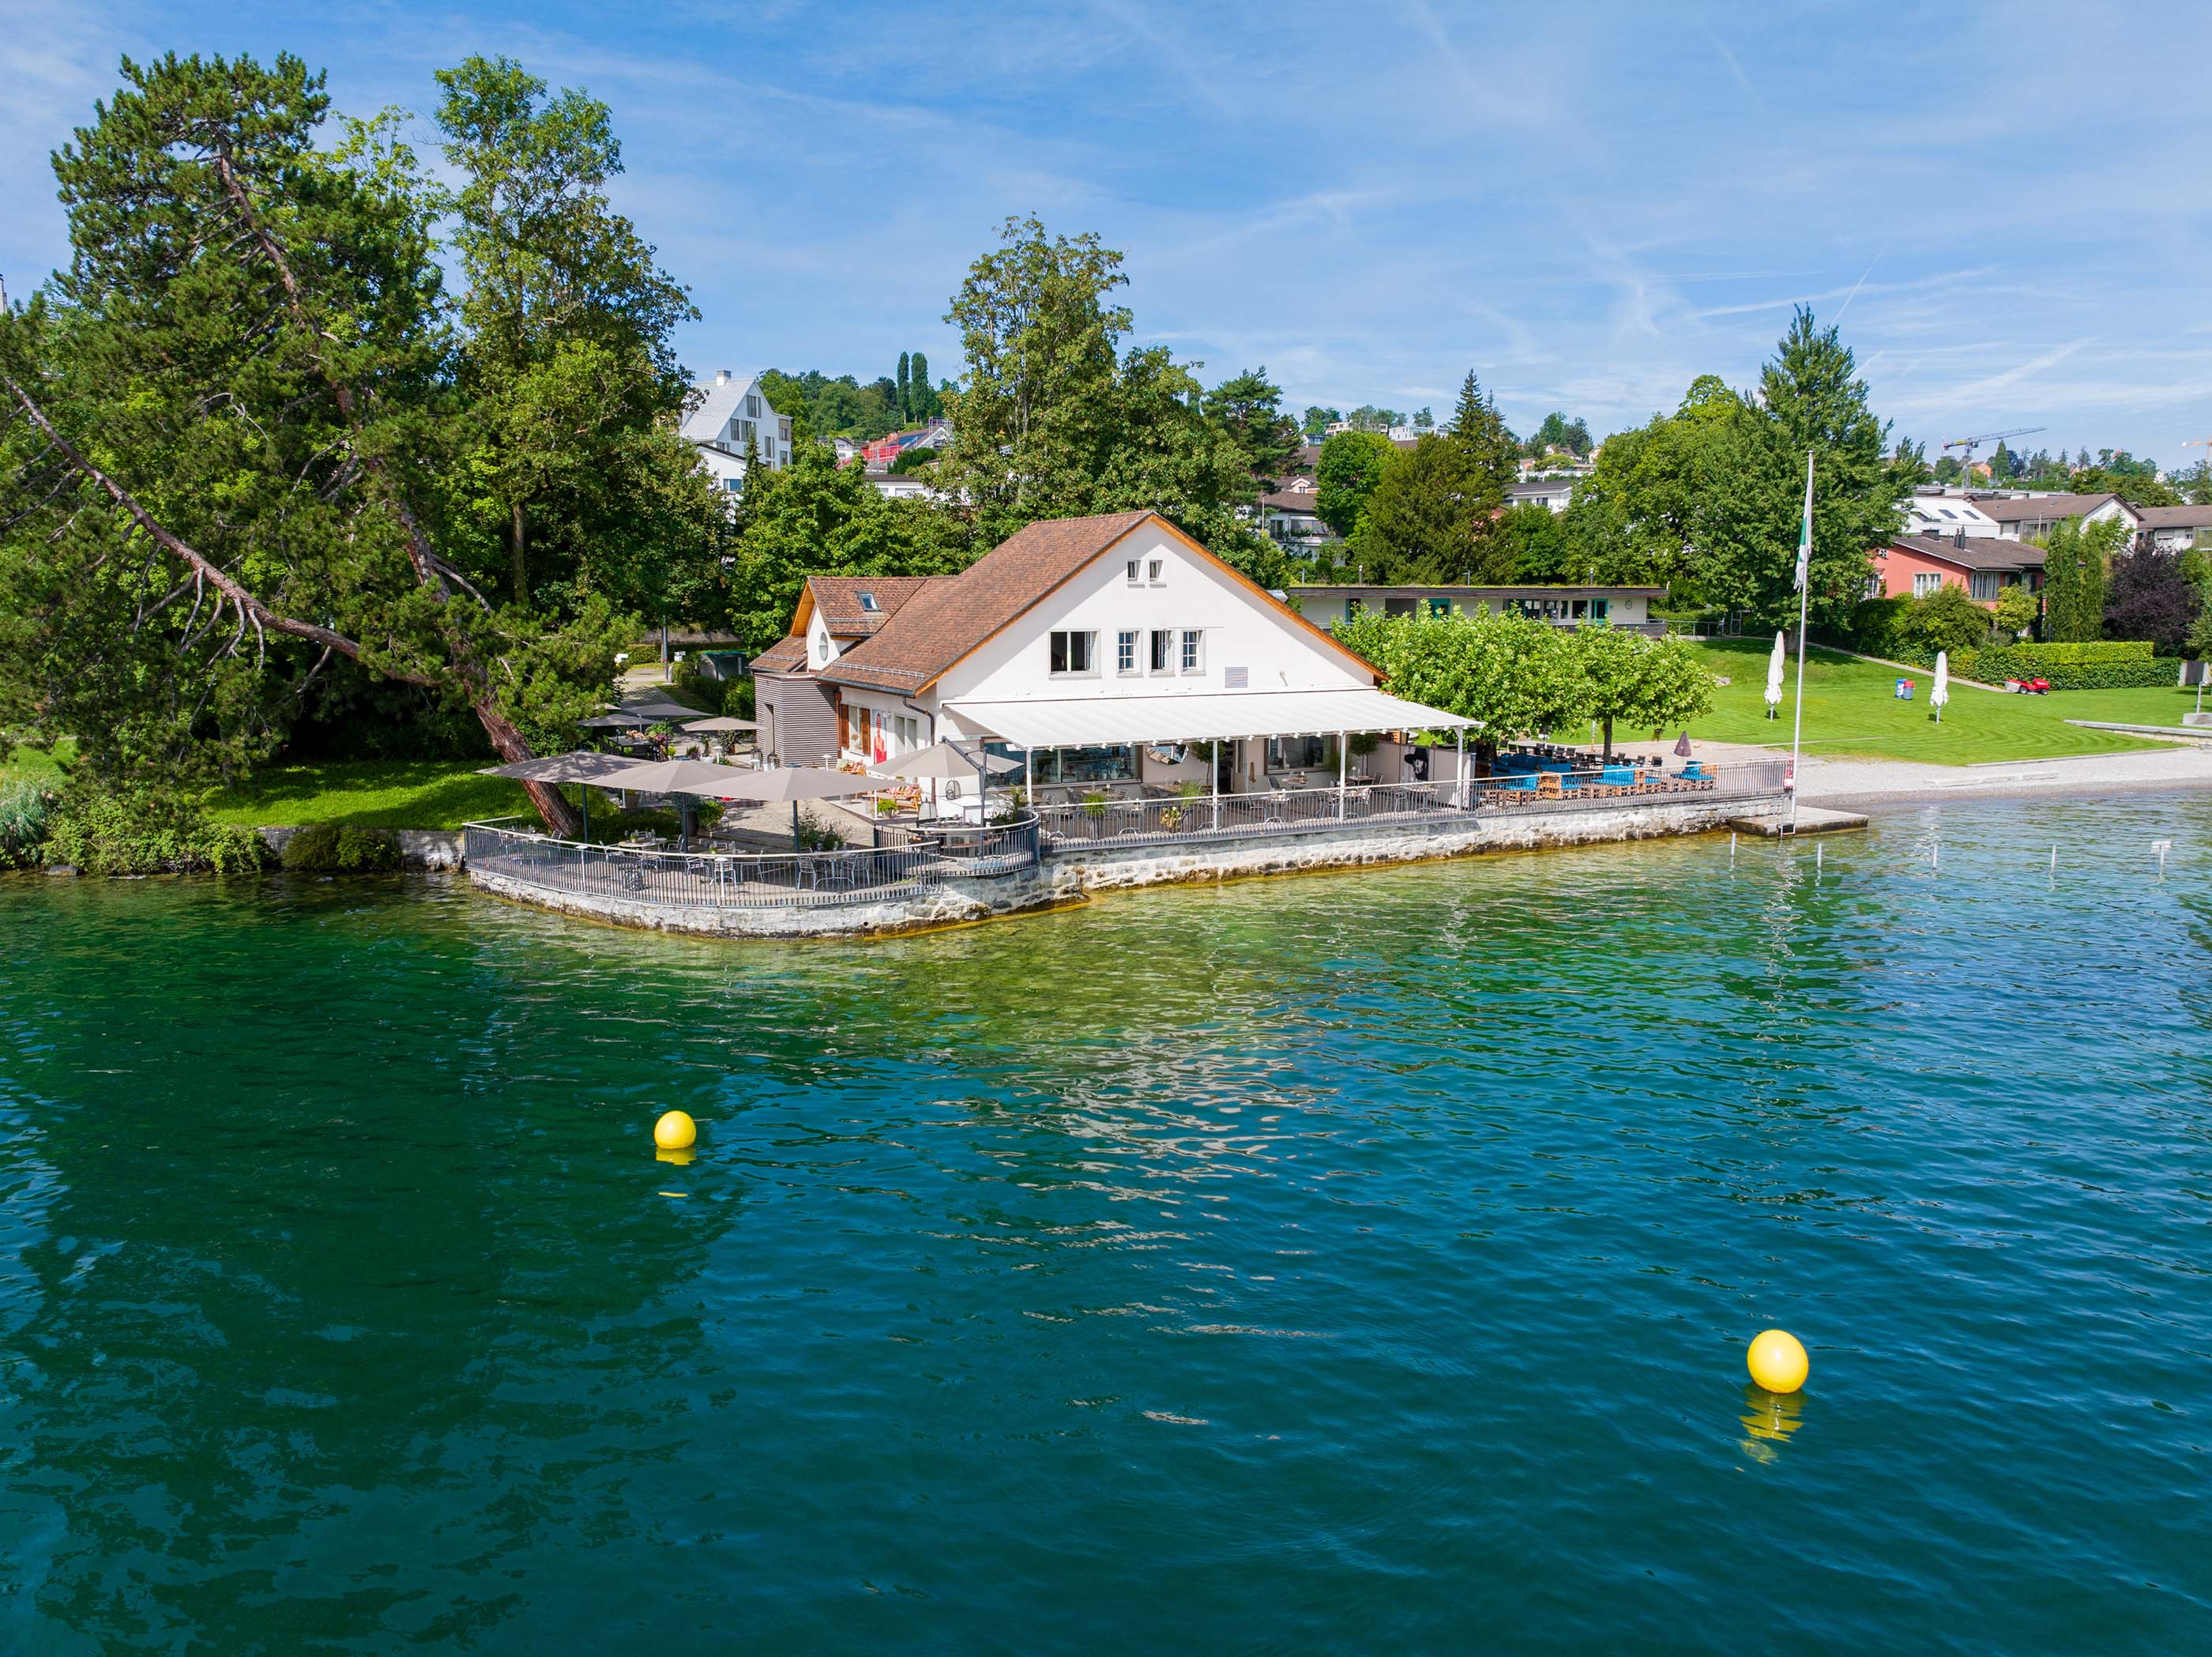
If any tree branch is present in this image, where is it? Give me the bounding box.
[2,371,431,683]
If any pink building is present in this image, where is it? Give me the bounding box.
[1871,533,2044,608]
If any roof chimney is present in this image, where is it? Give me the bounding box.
[1954,528,1966,549]
[715,369,731,385]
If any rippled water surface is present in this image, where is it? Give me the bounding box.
[2,796,2209,1654]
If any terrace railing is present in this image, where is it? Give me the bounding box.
[1032,760,1785,851]
[462,815,1040,913]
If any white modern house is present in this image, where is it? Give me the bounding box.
[753,510,1476,811]
[1507,477,1575,514]
[1902,491,2003,539]
[683,370,794,498]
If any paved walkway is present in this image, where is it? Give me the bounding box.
[1684,737,2212,806]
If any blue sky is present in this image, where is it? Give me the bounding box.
[6,1,2210,463]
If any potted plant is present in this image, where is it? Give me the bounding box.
[1081,789,1111,820]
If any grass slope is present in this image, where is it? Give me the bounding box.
[200,762,532,830]
[1683,638,2170,765]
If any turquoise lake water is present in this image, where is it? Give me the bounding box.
[1,796,2208,1653]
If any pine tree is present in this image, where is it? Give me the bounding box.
[895,352,910,423]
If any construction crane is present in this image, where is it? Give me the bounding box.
[1941,426,2045,480]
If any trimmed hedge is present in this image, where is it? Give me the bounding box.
[1966,648,2181,690]
[280,822,403,872]
[1976,641,2151,666]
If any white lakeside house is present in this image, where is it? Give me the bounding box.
[683,370,794,499]
[751,510,1473,813]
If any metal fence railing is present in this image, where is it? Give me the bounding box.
[1032,761,1786,851]
[462,815,1040,913]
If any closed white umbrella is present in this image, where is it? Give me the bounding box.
[1931,650,1951,722]
[1763,631,1785,720]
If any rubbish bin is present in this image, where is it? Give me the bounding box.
[1894,678,1914,701]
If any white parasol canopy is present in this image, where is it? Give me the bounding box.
[682,716,760,733]
[1931,650,1951,720]
[1764,631,1786,714]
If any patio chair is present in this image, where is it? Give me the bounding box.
[1537,771,1564,800]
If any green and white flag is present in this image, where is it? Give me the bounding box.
[1793,451,1814,592]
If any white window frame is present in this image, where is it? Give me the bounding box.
[1116,629,1139,675]
[1049,630,1098,677]
[1179,628,1204,674]
[1913,572,1943,597]
[1126,559,1142,586]
[1149,628,1174,675]
[1968,572,2001,601]
[1147,558,1165,586]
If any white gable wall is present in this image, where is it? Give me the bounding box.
[931,521,1373,725]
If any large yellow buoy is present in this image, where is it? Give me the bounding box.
[653,1110,697,1151]
[1746,1329,1809,1394]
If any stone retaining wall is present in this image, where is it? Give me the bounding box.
[256,827,465,870]
[463,793,1776,939]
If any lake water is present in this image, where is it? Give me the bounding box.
[1,796,2207,1654]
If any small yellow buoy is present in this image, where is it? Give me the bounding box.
[653,1110,696,1151]
[1746,1328,1809,1394]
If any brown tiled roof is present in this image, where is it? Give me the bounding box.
[1887,533,2046,571]
[818,510,1159,693]
[1975,492,2124,523]
[750,635,808,672]
[807,574,939,637]
[1260,488,1324,512]
[2135,503,2212,529]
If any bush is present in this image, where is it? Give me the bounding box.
[0,779,59,870]
[43,788,270,875]
[280,822,402,872]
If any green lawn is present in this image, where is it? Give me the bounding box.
[200,760,534,830]
[1683,638,2176,765]
[2,744,529,827]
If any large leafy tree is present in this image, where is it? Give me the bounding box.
[1203,367,1301,492]
[433,56,711,616]
[938,215,1281,584]
[1570,625,1714,759]
[2103,544,2198,653]
[1348,371,1517,584]
[723,442,967,651]
[0,53,705,834]
[1349,435,1488,584]
[1332,605,1586,760]
[1313,430,1395,539]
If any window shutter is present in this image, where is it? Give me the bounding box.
[837,701,850,751]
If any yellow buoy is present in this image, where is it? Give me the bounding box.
[653,1110,696,1151]
[1746,1328,1809,1394]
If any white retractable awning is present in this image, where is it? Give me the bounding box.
[942,687,1476,748]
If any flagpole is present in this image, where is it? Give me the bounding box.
[1788,449,1813,831]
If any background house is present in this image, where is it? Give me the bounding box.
[1291,583,1665,634]
[2134,503,2212,553]
[683,370,794,498]
[1871,533,2044,604]
[1972,491,2138,544]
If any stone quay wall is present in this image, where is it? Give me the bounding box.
[463,793,1777,940]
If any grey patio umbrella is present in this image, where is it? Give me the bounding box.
[614,698,701,721]
[878,742,1019,782]
[480,750,643,838]
[580,710,654,729]
[595,758,757,796]
[697,764,885,851]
